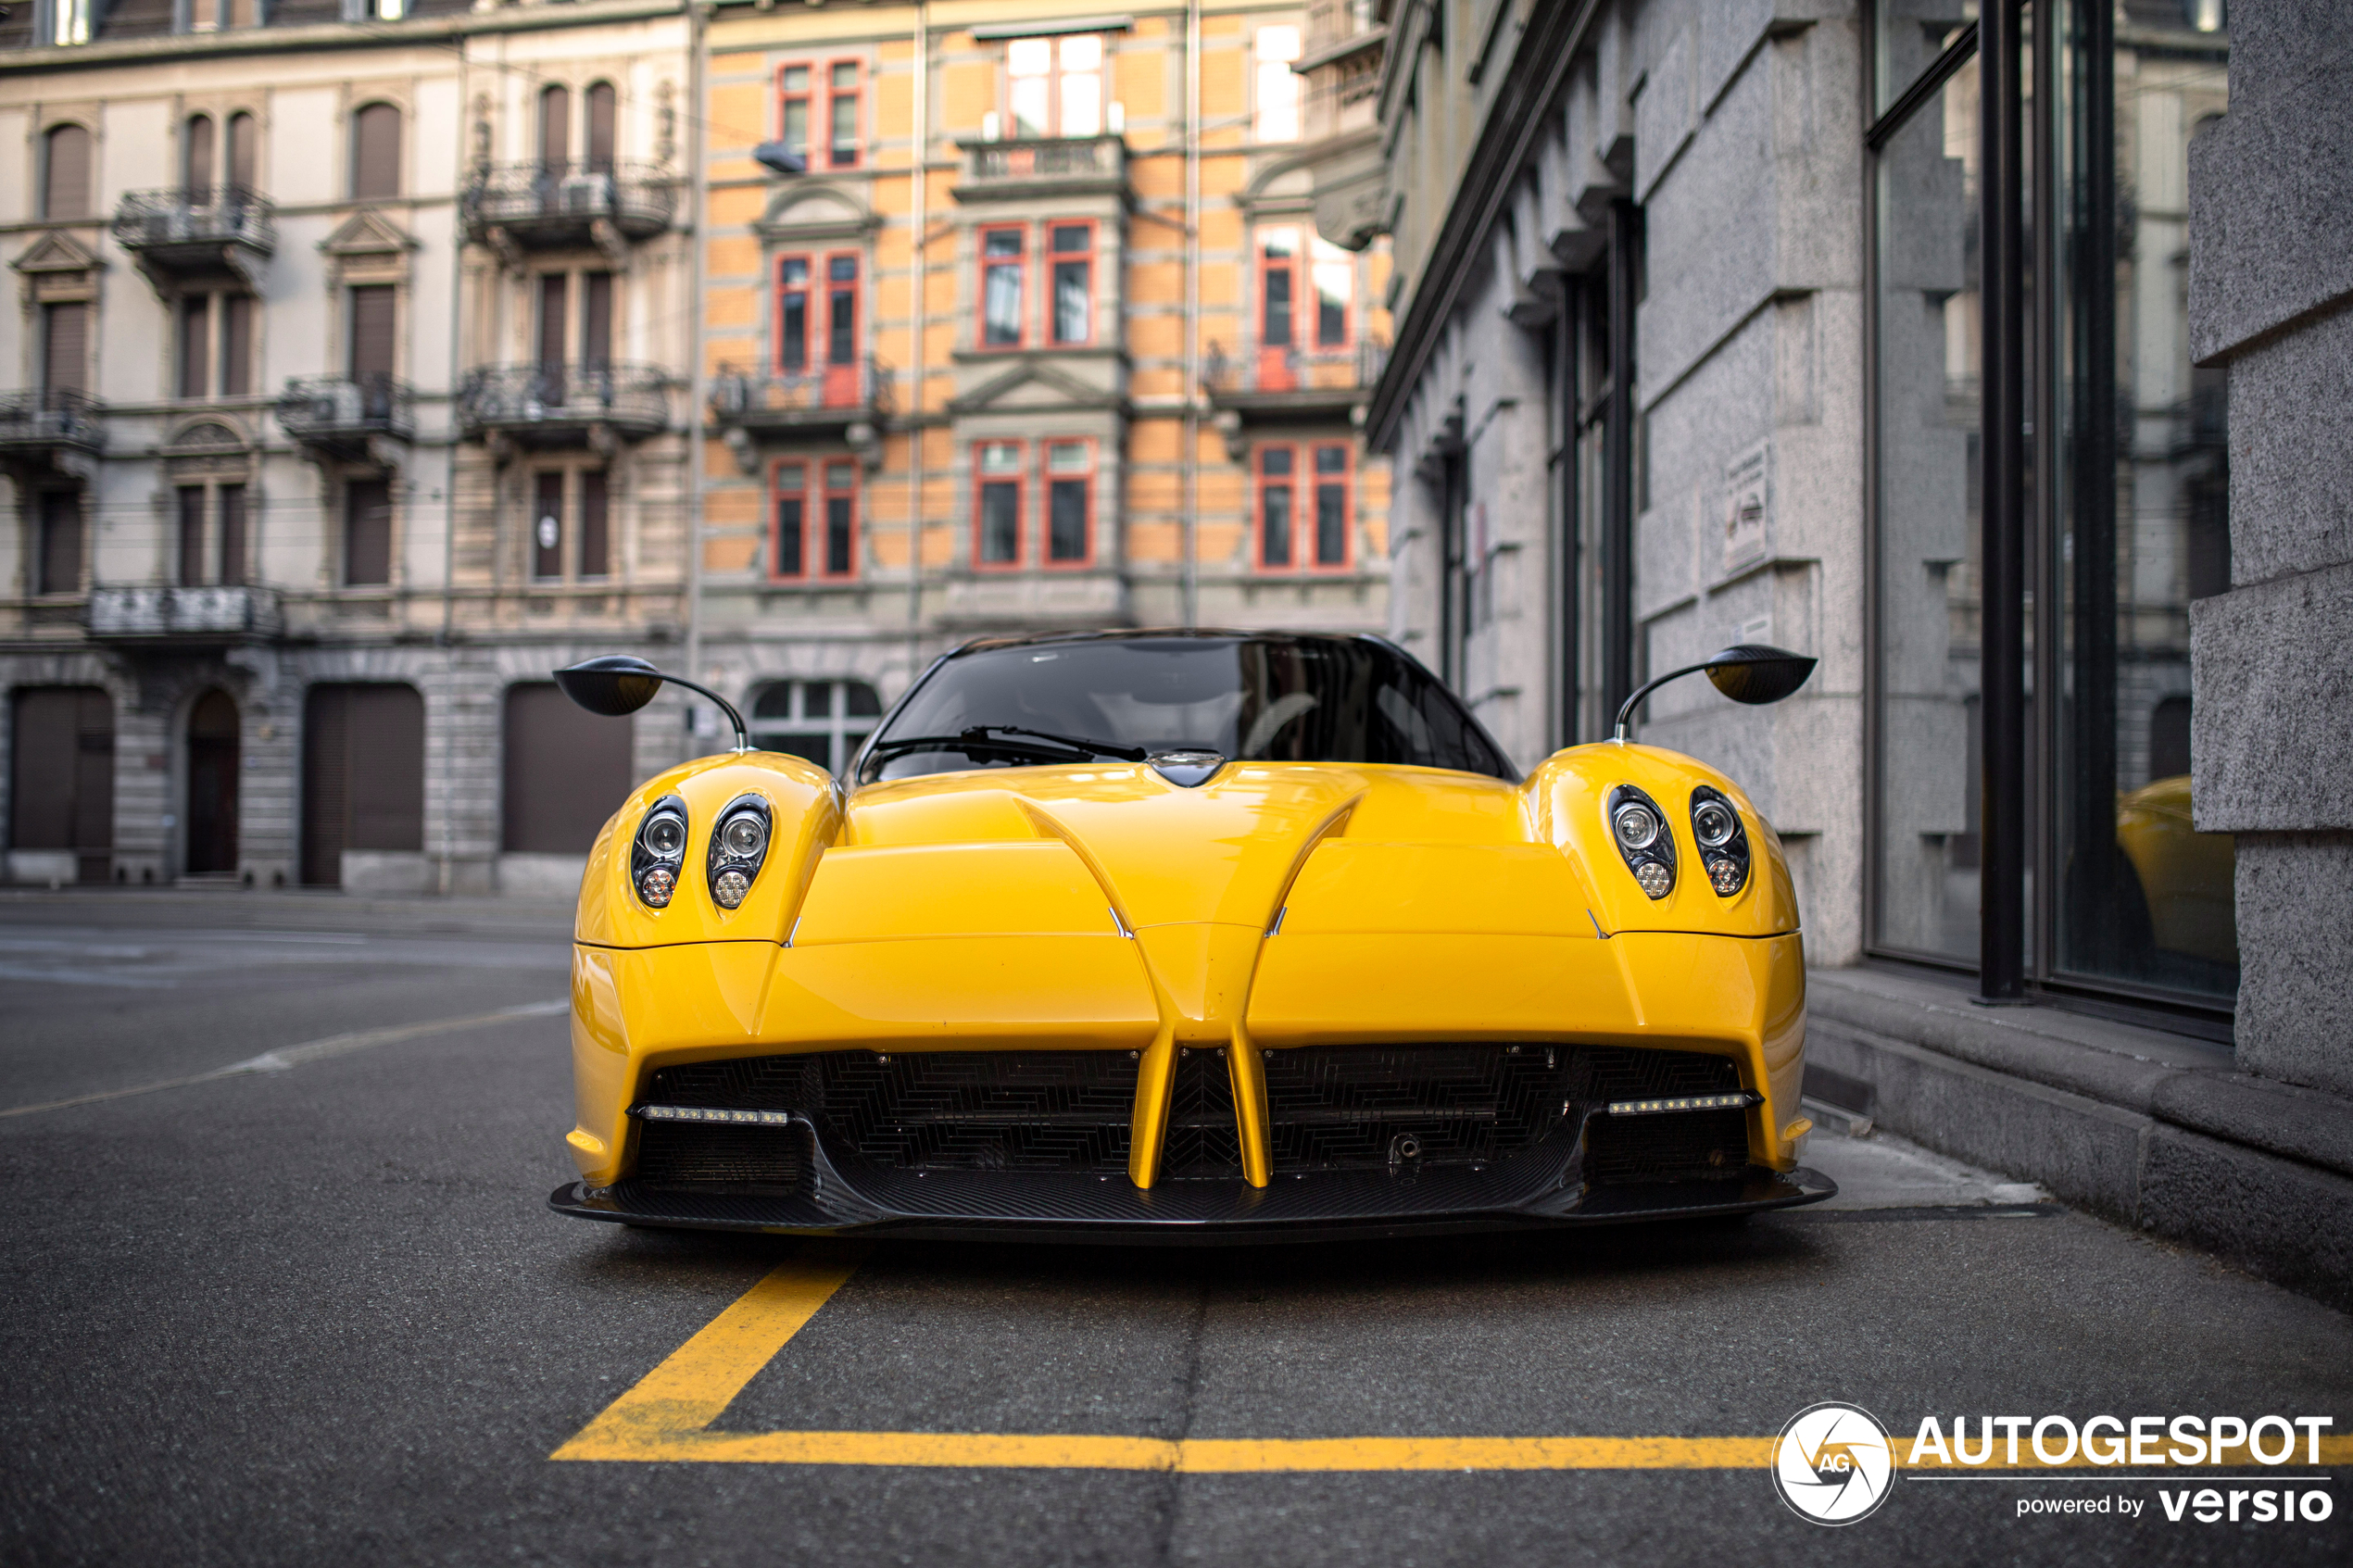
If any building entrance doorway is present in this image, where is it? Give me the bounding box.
[185,688,239,875]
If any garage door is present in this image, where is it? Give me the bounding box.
[502,682,633,854]
[8,686,114,882]
[301,684,426,886]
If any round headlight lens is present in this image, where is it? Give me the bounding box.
[711,869,750,909]
[642,812,686,858]
[638,866,675,908]
[718,813,767,860]
[1633,861,1673,898]
[1692,798,1738,848]
[1707,856,1744,895]
[1612,801,1661,852]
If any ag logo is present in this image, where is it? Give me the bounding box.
[1771,1402,1894,1524]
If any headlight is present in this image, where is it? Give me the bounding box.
[631,795,689,909]
[1689,785,1751,897]
[1604,784,1676,899]
[706,793,773,911]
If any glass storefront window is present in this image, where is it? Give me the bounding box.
[2052,5,2235,998]
[1873,46,1983,961]
[1871,0,2236,1008]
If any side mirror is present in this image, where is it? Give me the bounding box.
[1614,644,1817,742]
[552,657,750,752]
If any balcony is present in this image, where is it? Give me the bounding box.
[87,584,283,643]
[113,187,275,291]
[276,375,414,465]
[708,358,890,466]
[0,390,106,475]
[954,136,1128,203]
[458,363,668,451]
[1203,339,1387,423]
[461,162,674,259]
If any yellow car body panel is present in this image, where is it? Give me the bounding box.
[2116,773,2238,967]
[565,740,1817,1217]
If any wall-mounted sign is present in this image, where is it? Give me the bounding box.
[1722,440,1769,574]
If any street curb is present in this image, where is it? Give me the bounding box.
[1806,970,2353,1311]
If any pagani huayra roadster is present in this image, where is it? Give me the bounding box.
[547,632,1834,1240]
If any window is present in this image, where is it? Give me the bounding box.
[1313,239,1353,347]
[50,0,92,47]
[350,103,401,200]
[41,125,91,220]
[533,472,564,581]
[522,469,612,581]
[1006,34,1103,138]
[1051,222,1093,345]
[1260,227,1298,349]
[975,441,1024,566]
[771,460,857,579]
[1258,445,1295,568]
[227,113,257,190]
[345,478,392,586]
[1254,27,1303,142]
[42,302,87,395]
[1256,226,1354,362]
[750,680,884,774]
[1045,439,1093,565]
[36,492,84,596]
[1312,445,1351,567]
[539,85,571,168]
[776,60,862,171]
[348,284,396,385]
[178,298,211,398]
[981,227,1026,346]
[829,61,862,169]
[585,82,618,174]
[176,483,248,587]
[582,272,612,368]
[775,257,810,371]
[186,115,215,194]
[826,255,859,365]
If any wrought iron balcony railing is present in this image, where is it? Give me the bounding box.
[112,187,276,273]
[461,161,675,247]
[276,375,414,448]
[0,389,107,457]
[87,584,283,641]
[709,358,892,429]
[1202,339,1388,402]
[458,362,669,444]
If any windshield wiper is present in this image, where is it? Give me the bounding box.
[862,724,1148,768]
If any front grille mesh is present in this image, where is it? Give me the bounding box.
[644,1050,1139,1174]
[634,1118,805,1193]
[635,1045,1751,1187]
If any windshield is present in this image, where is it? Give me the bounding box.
[862,634,1515,783]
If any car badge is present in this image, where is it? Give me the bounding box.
[1149,749,1226,788]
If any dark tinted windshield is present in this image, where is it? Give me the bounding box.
[863,634,1514,783]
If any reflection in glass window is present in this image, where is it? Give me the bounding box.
[982,229,1026,346]
[976,441,1023,565]
[1255,26,1302,142]
[751,680,883,775]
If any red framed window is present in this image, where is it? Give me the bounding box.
[774,459,859,579]
[1311,443,1352,567]
[975,441,1025,567]
[1050,221,1093,345]
[1044,438,1093,565]
[772,460,807,578]
[777,60,862,172]
[1257,227,1299,390]
[1257,445,1296,568]
[980,227,1026,347]
[775,255,811,371]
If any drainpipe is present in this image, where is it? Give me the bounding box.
[1186,0,1204,630]
[683,0,711,755]
[906,3,928,683]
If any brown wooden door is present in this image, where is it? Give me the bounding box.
[8,687,114,883]
[302,684,425,885]
[502,683,632,855]
[185,689,240,876]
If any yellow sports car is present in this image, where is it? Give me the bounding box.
[548,632,1833,1239]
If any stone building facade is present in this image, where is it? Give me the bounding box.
[0,3,698,896]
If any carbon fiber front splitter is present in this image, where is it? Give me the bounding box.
[547,1159,1837,1245]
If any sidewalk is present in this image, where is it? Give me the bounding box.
[1806,964,2353,1309]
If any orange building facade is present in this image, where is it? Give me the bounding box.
[690,0,1391,762]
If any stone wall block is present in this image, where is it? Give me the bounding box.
[2215,303,2353,586]
[2188,558,2353,832]
[2230,832,2353,1099]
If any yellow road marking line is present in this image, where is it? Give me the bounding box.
[553,1251,2353,1472]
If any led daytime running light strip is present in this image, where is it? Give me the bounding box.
[1605,1092,1760,1117]
[629,1104,797,1126]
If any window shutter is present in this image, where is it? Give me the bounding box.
[43,126,91,221]
[36,493,83,596]
[345,478,392,585]
[579,469,610,579]
[351,104,401,199]
[585,82,617,173]
[539,85,571,168]
[536,273,569,370]
[582,272,612,367]
[348,285,396,383]
[44,303,88,395]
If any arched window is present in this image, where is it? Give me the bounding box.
[350,103,402,200]
[585,82,617,174]
[41,124,92,220]
[538,84,571,169]
[226,112,257,194]
[184,115,216,195]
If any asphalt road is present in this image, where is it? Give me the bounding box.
[1,890,2346,1566]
